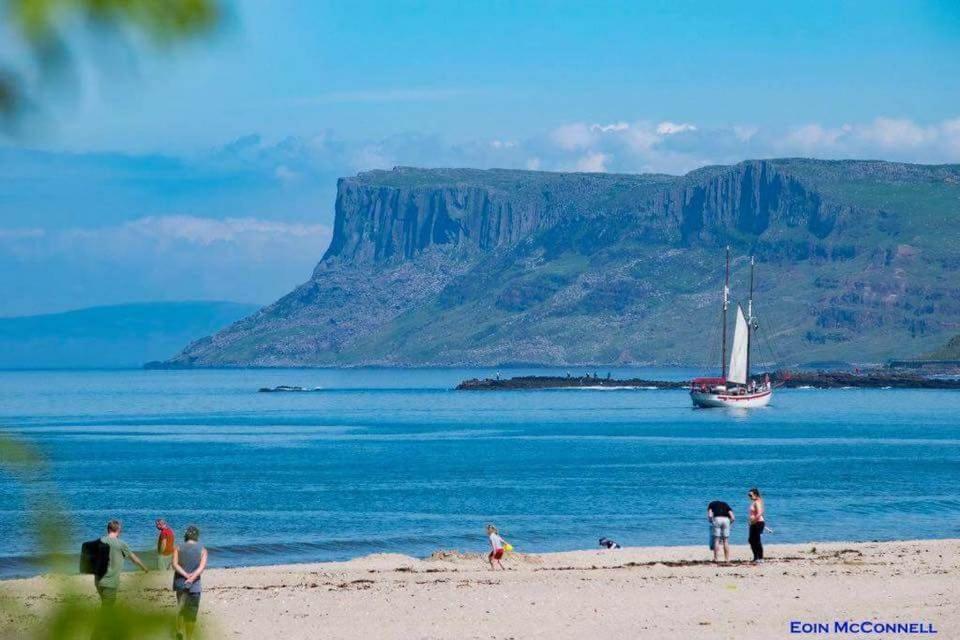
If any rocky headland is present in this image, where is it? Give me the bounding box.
[159,160,960,368]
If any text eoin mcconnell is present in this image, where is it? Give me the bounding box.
[790,621,938,635]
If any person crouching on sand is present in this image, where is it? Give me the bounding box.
[486,524,508,570]
[707,499,734,563]
[747,488,765,564]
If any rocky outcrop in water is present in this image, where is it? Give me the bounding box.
[161,159,960,367]
[455,370,960,391]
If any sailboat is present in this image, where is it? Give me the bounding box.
[690,247,773,409]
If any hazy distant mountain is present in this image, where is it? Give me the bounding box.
[162,159,960,367]
[0,302,259,368]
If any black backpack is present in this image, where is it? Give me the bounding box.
[79,539,110,578]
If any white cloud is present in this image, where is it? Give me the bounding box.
[543,120,705,173]
[775,117,960,160]
[537,115,960,174]
[855,117,932,149]
[575,151,610,172]
[201,114,960,186]
[942,118,960,137]
[622,126,661,152]
[656,121,697,135]
[590,122,629,133]
[550,123,595,151]
[783,124,851,152]
[733,125,759,142]
[350,144,394,171]
[942,118,960,154]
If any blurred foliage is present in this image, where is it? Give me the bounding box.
[0,0,221,129]
[1,433,202,639]
[28,596,186,640]
[0,433,43,470]
[9,0,219,42]
[0,3,220,635]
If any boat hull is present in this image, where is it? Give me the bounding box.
[690,388,772,409]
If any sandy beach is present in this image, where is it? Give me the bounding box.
[1,539,955,639]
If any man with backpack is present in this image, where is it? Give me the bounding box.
[94,519,149,607]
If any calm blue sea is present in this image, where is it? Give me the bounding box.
[1,368,958,578]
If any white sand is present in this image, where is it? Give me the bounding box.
[1,539,956,639]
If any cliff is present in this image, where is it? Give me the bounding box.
[162,159,960,367]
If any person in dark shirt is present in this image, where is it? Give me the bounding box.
[707,500,735,563]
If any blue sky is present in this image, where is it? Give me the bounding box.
[1,0,959,314]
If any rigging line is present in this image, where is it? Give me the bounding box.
[754,322,784,369]
[703,276,725,369]
[758,334,777,370]
[706,314,722,369]
[765,324,787,366]
[753,321,770,361]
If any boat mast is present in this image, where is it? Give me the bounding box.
[747,256,754,383]
[721,246,730,380]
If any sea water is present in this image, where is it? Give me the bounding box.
[0,368,958,578]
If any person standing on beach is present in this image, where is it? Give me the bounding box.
[486,524,508,570]
[172,525,208,640]
[747,488,765,564]
[95,520,149,607]
[156,519,175,570]
[707,500,735,563]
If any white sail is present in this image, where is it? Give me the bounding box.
[727,305,749,385]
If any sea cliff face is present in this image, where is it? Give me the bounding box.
[164,159,960,367]
[323,168,677,265]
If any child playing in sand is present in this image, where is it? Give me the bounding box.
[486,524,509,570]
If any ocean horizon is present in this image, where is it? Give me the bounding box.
[1,367,958,580]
